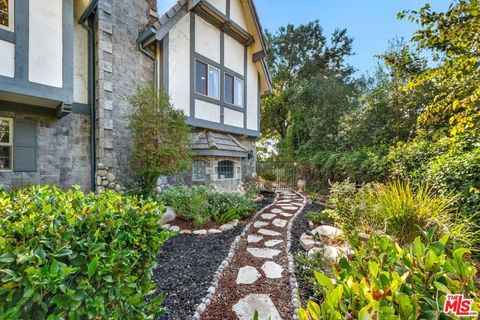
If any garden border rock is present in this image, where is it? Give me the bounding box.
[190,192,280,320]
[286,191,307,320]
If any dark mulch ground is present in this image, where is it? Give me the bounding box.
[151,192,276,320]
[290,202,326,305]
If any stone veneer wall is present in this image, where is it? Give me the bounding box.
[94,0,156,189]
[0,110,91,191]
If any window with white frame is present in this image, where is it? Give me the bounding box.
[192,160,206,181]
[0,0,14,31]
[225,73,244,107]
[0,117,13,171]
[195,60,220,99]
[216,160,235,179]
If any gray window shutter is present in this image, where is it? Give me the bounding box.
[13,119,37,172]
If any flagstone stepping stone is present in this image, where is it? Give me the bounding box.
[254,221,269,228]
[232,294,282,320]
[247,235,263,243]
[247,248,281,259]
[264,239,283,247]
[272,218,287,228]
[279,212,292,217]
[261,213,276,220]
[258,229,281,236]
[236,266,261,284]
[261,261,284,279]
[270,209,284,214]
[280,206,298,210]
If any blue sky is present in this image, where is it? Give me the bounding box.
[158,0,451,76]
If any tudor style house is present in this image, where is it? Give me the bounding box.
[0,0,270,192]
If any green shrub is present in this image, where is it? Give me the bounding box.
[0,185,171,319]
[304,211,331,225]
[327,181,478,249]
[156,186,256,228]
[128,87,192,191]
[299,233,480,319]
[260,170,277,182]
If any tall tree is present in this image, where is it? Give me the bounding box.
[399,0,480,136]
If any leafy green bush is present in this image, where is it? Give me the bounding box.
[156,186,256,227]
[389,133,480,219]
[261,170,277,182]
[0,185,171,319]
[327,181,478,249]
[304,211,331,226]
[299,233,480,319]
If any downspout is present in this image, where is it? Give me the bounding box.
[80,2,98,191]
[137,28,157,86]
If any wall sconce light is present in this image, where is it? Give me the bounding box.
[248,150,254,160]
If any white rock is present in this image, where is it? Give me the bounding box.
[261,261,284,278]
[193,229,207,235]
[272,219,287,228]
[258,229,281,236]
[232,294,282,320]
[236,266,261,284]
[180,230,192,234]
[261,214,276,220]
[160,224,170,230]
[247,235,263,243]
[254,221,269,228]
[247,248,281,259]
[159,207,176,225]
[228,219,239,227]
[114,184,122,192]
[97,169,107,177]
[264,239,283,247]
[220,224,234,232]
[323,245,341,262]
[169,226,180,232]
[311,225,342,238]
[208,229,222,234]
[97,162,105,170]
[300,233,315,251]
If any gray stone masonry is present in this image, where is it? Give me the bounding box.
[0,110,91,191]
[94,0,154,188]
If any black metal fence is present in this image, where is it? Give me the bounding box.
[256,161,300,190]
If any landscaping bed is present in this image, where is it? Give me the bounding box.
[150,191,276,320]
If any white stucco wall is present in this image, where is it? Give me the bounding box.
[195,15,220,63]
[29,0,63,88]
[0,40,15,78]
[195,99,221,122]
[206,0,226,15]
[169,12,191,116]
[223,108,244,128]
[73,22,88,104]
[230,0,247,29]
[224,34,244,75]
[246,47,258,131]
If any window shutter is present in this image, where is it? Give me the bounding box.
[13,119,37,172]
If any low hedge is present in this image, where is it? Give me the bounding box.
[0,185,171,319]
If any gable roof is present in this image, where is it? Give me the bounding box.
[139,0,272,94]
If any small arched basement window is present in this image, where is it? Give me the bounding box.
[217,160,234,179]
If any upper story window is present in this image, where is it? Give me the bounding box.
[0,117,13,171]
[216,160,234,179]
[195,60,220,99]
[192,160,206,181]
[225,74,244,107]
[0,0,13,31]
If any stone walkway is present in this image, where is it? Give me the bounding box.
[201,191,305,320]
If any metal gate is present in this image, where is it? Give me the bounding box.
[256,162,299,190]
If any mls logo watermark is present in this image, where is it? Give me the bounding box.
[443,294,478,317]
